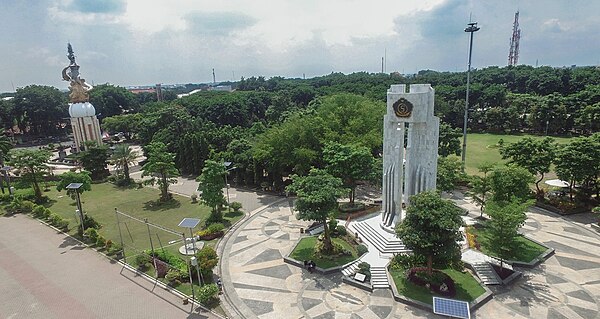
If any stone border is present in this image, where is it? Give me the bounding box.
[342,275,373,292]
[500,268,523,286]
[506,234,555,268]
[591,223,600,233]
[21,213,225,319]
[388,266,493,312]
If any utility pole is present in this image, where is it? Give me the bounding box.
[462,22,480,171]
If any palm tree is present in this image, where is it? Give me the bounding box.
[0,136,14,194]
[110,144,138,183]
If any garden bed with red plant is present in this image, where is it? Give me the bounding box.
[406,267,457,298]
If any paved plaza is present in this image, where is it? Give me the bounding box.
[218,196,600,318]
[0,214,219,319]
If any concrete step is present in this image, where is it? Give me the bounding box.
[308,225,324,235]
[353,222,410,255]
[370,267,389,289]
[471,262,500,285]
[342,259,362,277]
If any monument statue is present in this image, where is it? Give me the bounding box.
[380,84,439,231]
[62,43,93,103]
[63,43,102,152]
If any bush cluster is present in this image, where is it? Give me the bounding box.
[357,244,368,256]
[406,267,456,297]
[196,283,219,305]
[196,223,225,240]
[145,249,188,276]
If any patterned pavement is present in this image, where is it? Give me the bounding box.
[219,198,600,319]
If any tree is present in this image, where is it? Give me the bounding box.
[110,144,138,183]
[89,84,137,118]
[323,142,375,205]
[79,143,110,181]
[395,191,463,275]
[488,165,534,204]
[195,246,219,277]
[500,137,556,196]
[7,149,51,202]
[141,142,180,202]
[438,122,462,157]
[197,160,226,223]
[12,85,68,136]
[469,162,494,217]
[56,171,92,195]
[485,198,532,269]
[436,156,463,193]
[0,135,14,194]
[101,113,143,140]
[286,169,345,253]
[554,136,600,201]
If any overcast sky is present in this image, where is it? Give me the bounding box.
[1,0,598,92]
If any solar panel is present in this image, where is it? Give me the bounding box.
[178,218,201,229]
[433,297,470,319]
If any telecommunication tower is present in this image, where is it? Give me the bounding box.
[508,11,521,66]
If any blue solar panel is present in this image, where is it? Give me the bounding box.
[433,297,470,319]
[178,218,201,228]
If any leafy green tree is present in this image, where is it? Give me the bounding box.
[101,113,143,140]
[110,144,138,183]
[485,198,532,269]
[574,103,600,134]
[197,160,226,222]
[12,85,68,136]
[323,142,375,205]
[438,122,462,157]
[395,191,463,275]
[436,156,463,193]
[554,136,600,200]
[195,246,219,277]
[488,165,534,203]
[56,171,92,195]
[89,84,137,118]
[469,162,494,217]
[7,149,51,202]
[0,135,14,194]
[286,169,345,253]
[500,137,556,195]
[79,143,110,181]
[141,142,180,202]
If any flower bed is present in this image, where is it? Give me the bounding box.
[406,267,456,298]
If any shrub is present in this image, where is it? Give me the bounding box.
[196,283,219,305]
[357,244,368,256]
[191,194,198,203]
[145,249,188,275]
[134,254,151,269]
[230,201,242,212]
[336,225,347,236]
[0,193,11,203]
[32,205,47,218]
[84,228,99,241]
[207,223,225,233]
[105,239,113,250]
[196,223,225,240]
[55,219,69,231]
[196,246,219,275]
[95,236,106,248]
[328,216,338,233]
[107,243,123,256]
[41,208,52,220]
[357,262,371,280]
[165,269,182,286]
[83,214,101,229]
[339,202,366,213]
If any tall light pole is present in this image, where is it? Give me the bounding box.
[66,183,85,234]
[223,162,237,212]
[462,22,480,171]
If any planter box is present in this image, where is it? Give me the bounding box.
[535,201,589,215]
[342,275,373,292]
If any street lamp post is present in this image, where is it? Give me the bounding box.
[66,183,85,234]
[461,22,480,171]
[178,218,201,305]
[0,166,13,196]
[223,162,237,212]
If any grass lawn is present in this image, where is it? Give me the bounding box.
[471,226,547,263]
[464,133,572,176]
[42,183,243,254]
[289,236,358,269]
[389,267,486,305]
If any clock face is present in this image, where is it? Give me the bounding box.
[393,98,413,118]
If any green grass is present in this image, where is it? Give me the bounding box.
[389,267,486,305]
[42,183,242,254]
[464,133,572,176]
[289,236,358,269]
[471,226,547,263]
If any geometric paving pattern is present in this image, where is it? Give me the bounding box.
[220,197,600,318]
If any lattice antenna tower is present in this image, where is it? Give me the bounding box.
[508,11,521,66]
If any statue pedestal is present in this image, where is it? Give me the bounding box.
[379,222,396,234]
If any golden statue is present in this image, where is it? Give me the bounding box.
[62,43,93,103]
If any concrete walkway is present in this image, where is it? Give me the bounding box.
[0,214,220,319]
[217,194,600,318]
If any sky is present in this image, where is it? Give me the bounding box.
[1,0,599,93]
